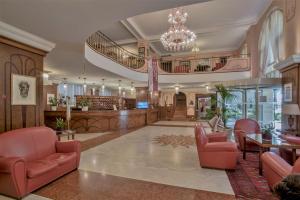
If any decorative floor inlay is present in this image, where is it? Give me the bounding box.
[152,134,195,148]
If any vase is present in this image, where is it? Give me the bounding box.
[82,106,88,111]
[51,106,57,111]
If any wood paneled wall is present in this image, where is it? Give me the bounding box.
[0,37,46,133]
[281,64,300,130]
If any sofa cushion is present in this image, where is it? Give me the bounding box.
[204,142,238,152]
[27,160,58,178]
[44,153,76,166]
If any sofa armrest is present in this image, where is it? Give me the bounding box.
[0,157,26,198]
[207,132,227,142]
[261,152,292,178]
[0,157,25,174]
[56,141,81,167]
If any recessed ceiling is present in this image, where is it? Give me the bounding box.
[103,0,272,55]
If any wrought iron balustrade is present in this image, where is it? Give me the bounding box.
[86,31,145,70]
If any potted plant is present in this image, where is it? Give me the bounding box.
[56,117,65,132]
[214,84,235,128]
[261,123,275,141]
[79,98,90,111]
[49,97,58,111]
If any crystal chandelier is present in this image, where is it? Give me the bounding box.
[160,8,196,51]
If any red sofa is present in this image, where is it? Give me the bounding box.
[234,119,261,152]
[0,127,81,199]
[261,152,300,190]
[195,124,239,170]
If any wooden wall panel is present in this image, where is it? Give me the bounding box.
[281,64,300,130]
[0,37,45,133]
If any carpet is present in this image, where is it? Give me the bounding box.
[226,153,278,200]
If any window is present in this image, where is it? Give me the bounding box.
[58,84,84,105]
[259,9,284,78]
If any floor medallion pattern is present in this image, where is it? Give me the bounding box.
[152,134,195,148]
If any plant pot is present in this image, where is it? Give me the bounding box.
[51,106,57,111]
[262,132,272,141]
[82,106,88,111]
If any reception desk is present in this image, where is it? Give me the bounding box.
[44,109,160,133]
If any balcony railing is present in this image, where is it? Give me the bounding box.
[159,55,250,74]
[87,31,250,74]
[86,31,145,70]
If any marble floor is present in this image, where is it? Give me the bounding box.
[60,132,109,142]
[79,125,234,195]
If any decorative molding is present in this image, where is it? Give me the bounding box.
[0,21,56,52]
[274,54,300,71]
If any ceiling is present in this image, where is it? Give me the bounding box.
[105,0,272,55]
[0,0,272,89]
[0,0,206,88]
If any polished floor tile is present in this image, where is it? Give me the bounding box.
[35,170,235,200]
[79,126,234,195]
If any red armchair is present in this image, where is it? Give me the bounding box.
[195,124,239,170]
[234,119,261,151]
[0,127,81,199]
[261,152,300,190]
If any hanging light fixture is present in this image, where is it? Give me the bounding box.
[102,79,105,90]
[175,86,180,94]
[83,78,87,94]
[160,7,196,51]
[130,82,134,94]
[63,78,68,89]
[118,80,122,95]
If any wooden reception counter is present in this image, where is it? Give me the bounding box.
[44,109,160,133]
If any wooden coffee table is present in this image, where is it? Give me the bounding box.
[243,133,300,175]
[56,130,76,141]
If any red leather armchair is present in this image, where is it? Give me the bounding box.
[0,127,81,199]
[195,124,239,170]
[261,152,300,190]
[234,119,260,151]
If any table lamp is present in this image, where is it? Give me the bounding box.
[282,104,300,131]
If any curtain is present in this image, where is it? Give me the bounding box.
[58,84,83,105]
[258,9,283,77]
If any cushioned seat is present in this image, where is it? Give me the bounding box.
[44,152,76,166]
[262,152,300,189]
[0,127,81,198]
[205,142,238,152]
[195,124,239,170]
[27,160,58,178]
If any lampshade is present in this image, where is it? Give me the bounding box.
[282,104,300,115]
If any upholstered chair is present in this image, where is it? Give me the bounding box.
[194,124,239,170]
[234,119,261,151]
[262,152,300,190]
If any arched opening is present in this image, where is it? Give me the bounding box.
[173,92,187,120]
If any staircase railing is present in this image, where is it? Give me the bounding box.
[86,31,145,70]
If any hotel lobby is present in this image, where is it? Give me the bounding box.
[1,0,300,199]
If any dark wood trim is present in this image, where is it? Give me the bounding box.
[0,36,47,56]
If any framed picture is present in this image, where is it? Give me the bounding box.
[284,83,293,102]
[47,93,55,105]
[11,74,36,105]
[286,0,296,22]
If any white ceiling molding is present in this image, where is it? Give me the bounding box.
[0,21,56,52]
[274,54,300,71]
[121,18,162,55]
[146,17,259,43]
[115,38,137,45]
